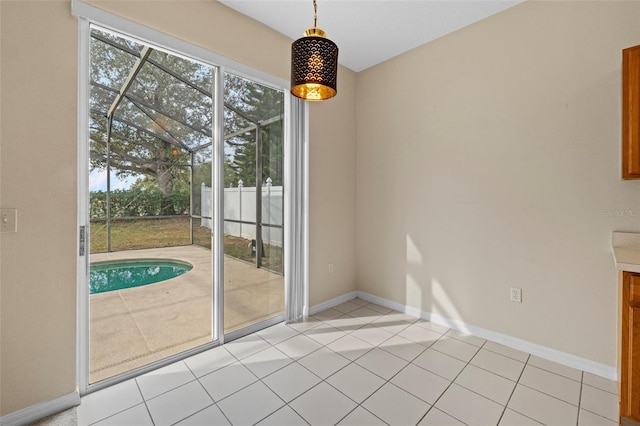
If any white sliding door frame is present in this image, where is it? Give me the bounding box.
[284,97,310,322]
[73,0,308,395]
[76,17,91,396]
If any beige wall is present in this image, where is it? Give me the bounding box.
[308,80,358,305]
[356,1,640,367]
[0,1,79,416]
[0,0,357,415]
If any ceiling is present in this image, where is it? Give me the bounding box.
[218,0,523,72]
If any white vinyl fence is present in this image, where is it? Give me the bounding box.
[200,179,283,247]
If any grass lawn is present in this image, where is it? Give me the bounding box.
[91,217,283,273]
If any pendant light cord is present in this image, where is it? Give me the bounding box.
[313,0,318,28]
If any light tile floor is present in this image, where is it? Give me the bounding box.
[41,298,619,426]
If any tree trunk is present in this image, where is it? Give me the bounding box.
[156,165,174,196]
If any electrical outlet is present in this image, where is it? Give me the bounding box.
[328,263,334,274]
[1,208,17,233]
[510,287,522,303]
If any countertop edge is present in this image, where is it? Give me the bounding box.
[613,232,640,273]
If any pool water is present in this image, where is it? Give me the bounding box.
[90,260,193,294]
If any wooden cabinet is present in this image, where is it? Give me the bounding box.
[621,271,640,423]
[623,45,640,179]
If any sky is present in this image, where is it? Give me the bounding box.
[90,169,137,192]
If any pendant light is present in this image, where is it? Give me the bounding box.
[291,0,338,101]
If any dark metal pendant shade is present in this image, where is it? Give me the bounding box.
[291,35,338,101]
[290,0,338,101]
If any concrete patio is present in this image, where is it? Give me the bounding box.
[89,245,284,383]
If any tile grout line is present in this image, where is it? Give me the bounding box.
[140,360,201,397]
[577,371,584,426]
[516,381,583,409]
[581,381,619,397]
[496,353,533,426]
[87,401,152,426]
[525,362,583,383]
[332,397,388,426]
[414,333,487,425]
[465,358,523,383]
[279,404,312,426]
[218,362,289,426]
[183,354,228,421]
[170,400,224,426]
[524,355,583,383]
[481,345,529,364]
[142,376,221,425]
[135,377,156,426]
[87,380,157,426]
[579,407,620,424]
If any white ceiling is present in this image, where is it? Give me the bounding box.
[218,0,523,72]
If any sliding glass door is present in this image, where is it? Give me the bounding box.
[82,23,295,389]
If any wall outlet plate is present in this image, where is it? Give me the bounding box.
[1,208,17,233]
[510,287,522,303]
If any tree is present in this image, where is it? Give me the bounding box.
[224,74,284,187]
[89,29,284,198]
[89,29,212,196]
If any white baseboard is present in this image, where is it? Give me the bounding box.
[0,391,80,426]
[308,291,358,316]
[355,291,617,381]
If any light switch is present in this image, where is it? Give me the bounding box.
[1,208,17,233]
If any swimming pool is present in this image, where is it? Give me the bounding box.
[89,259,193,294]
